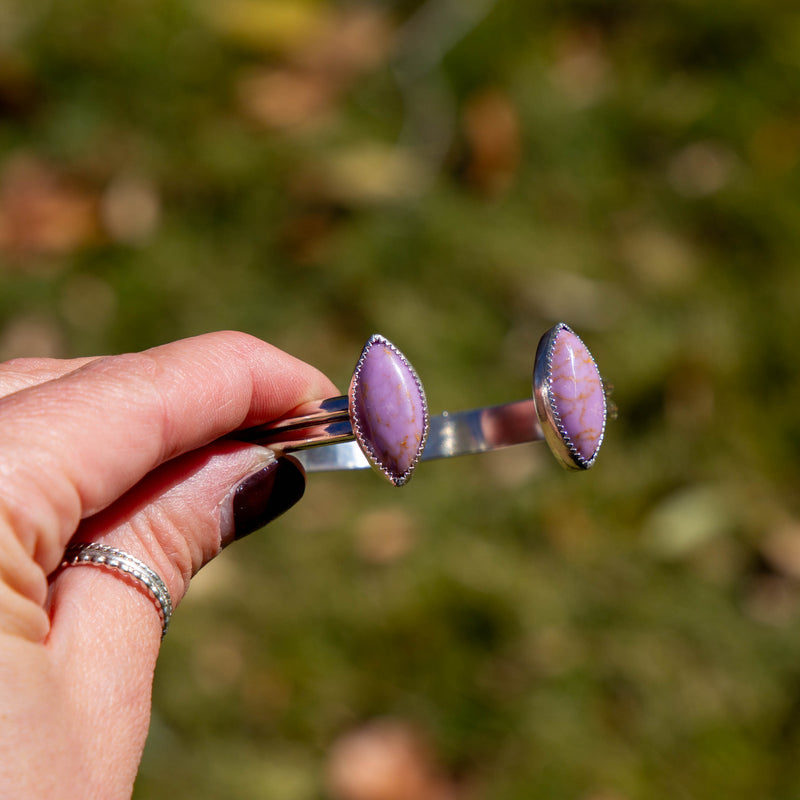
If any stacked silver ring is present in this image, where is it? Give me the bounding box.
[61,543,173,638]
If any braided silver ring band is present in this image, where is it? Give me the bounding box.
[60,543,173,638]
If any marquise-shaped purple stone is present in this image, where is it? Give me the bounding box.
[349,335,428,486]
[548,326,606,465]
[534,323,607,470]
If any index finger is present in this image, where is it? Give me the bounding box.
[0,331,338,574]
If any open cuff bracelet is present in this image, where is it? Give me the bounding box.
[236,323,608,486]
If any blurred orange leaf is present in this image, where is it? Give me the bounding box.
[462,88,522,196]
[237,66,336,129]
[0,154,98,258]
[326,719,457,800]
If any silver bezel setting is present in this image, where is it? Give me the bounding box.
[348,334,430,486]
[533,322,607,471]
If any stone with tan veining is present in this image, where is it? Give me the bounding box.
[549,326,606,465]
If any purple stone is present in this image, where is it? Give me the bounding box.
[534,323,607,470]
[349,335,429,486]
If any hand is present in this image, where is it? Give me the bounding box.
[0,331,337,798]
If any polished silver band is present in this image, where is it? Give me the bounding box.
[60,543,173,638]
[295,398,543,472]
[240,397,544,472]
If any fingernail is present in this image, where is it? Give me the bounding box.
[224,455,306,543]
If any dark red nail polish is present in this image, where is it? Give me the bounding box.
[232,456,306,540]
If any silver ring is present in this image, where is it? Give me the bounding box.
[237,323,608,484]
[59,543,173,638]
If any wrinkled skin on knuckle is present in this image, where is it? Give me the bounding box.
[0,464,82,573]
[0,514,50,641]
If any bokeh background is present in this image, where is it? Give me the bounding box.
[4,0,800,797]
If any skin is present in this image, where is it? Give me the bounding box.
[0,331,338,798]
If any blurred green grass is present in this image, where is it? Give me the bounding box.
[4,0,800,797]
